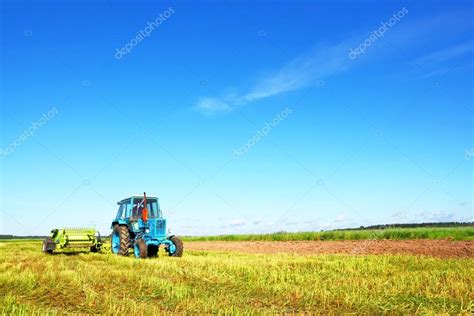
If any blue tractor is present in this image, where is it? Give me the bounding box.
[111,193,183,258]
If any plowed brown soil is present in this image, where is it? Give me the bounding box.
[186,240,473,258]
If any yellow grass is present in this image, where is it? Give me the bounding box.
[1,240,472,314]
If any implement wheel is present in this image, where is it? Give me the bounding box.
[111,224,130,256]
[42,237,55,254]
[168,236,184,257]
[134,239,147,258]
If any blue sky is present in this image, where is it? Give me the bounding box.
[1,0,472,236]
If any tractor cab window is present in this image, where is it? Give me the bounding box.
[131,199,160,219]
[125,203,132,217]
[116,203,126,219]
[131,202,142,220]
[146,200,160,218]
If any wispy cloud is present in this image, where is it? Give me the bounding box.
[195,97,233,115]
[244,43,349,101]
[417,41,473,65]
[229,219,246,227]
[414,41,473,78]
[195,11,473,116]
[194,41,352,116]
[334,214,349,223]
[414,211,457,222]
[417,65,470,79]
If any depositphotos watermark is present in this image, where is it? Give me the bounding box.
[233,107,292,159]
[0,107,59,159]
[349,7,408,60]
[465,149,474,160]
[115,7,175,60]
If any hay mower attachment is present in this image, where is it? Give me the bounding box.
[42,228,103,254]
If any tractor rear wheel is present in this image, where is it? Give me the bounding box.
[134,239,147,258]
[169,236,184,257]
[112,224,131,256]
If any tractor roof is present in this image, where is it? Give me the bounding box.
[118,196,159,203]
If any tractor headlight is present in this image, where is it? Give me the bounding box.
[145,228,150,233]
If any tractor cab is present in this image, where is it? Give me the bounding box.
[112,195,166,238]
[114,196,161,221]
[130,197,161,220]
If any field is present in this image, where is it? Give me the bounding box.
[1,232,473,314]
[183,226,474,241]
[187,239,473,258]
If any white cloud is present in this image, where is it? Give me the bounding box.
[195,12,473,116]
[194,97,233,116]
[417,65,468,79]
[243,43,348,102]
[194,40,352,115]
[414,41,473,78]
[334,214,347,223]
[229,219,246,227]
[417,41,473,66]
[414,211,457,222]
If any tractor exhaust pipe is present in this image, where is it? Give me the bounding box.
[142,192,148,222]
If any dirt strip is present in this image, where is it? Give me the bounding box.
[186,240,474,258]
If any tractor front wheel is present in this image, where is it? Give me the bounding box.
[134,239,147,258]
[148,245,158,258]
[111,224,131,256]
[169,236,184,257]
